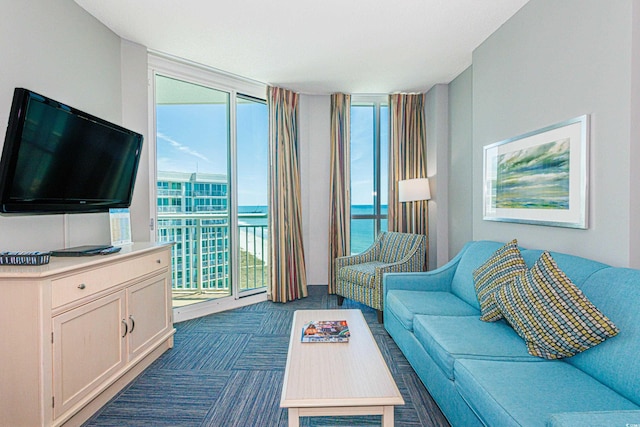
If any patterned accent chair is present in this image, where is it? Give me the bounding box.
[335,231,426,322]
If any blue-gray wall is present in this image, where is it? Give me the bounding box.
[473,0,638,265]
[466,0,639,266]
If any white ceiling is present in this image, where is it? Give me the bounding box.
[74,0,529,95]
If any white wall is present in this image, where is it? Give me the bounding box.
[121,40,152,243]
[447,66,473,258]
[299,94,331,285]
[471,0,638,266]
[0,0,133,251]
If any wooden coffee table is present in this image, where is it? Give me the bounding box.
[280,309,404,427]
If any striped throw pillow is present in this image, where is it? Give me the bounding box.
[473,239,527,322]
[494,251,619,359]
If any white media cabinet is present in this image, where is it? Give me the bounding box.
[0,242,175,426]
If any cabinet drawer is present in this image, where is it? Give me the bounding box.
[52,251,170,309]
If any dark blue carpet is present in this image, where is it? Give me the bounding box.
[83,286,449,427]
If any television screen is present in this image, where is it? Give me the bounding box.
[0,88,143,214]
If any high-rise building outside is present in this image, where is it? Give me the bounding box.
[157,171,230,294]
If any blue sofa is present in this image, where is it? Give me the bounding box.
[383,240,640,427]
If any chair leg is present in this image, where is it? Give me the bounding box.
[337,295,345,306]
[377,310,383,323]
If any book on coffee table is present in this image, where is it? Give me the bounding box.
[301,320,350,343]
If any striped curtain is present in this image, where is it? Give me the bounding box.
[328,93,351,294]
[267,86,308,302]
[388,93,428,237]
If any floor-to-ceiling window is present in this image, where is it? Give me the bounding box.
[150,56,269,320]
[350,96,389,253]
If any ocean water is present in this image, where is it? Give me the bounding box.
[350,205,388,254]
[238,205,387,255]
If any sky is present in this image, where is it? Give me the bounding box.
[156,101,268,207]
[350,105,389,206]
[156,99,386,207]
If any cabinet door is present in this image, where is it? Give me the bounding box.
[127,273,171,360]
[52,290,127,419]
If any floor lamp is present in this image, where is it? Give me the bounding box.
[398,177,431,269]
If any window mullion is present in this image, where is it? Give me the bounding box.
[229,92,239,300]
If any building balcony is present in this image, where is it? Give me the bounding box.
[156,212,268,307]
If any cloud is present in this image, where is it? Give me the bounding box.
[157,132,210,163]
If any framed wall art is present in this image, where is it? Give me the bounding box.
[483,115,589,229]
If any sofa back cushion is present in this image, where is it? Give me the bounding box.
[451,242,609,316]
[521,250,607,286]
[564,268,640,406]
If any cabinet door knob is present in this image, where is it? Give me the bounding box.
[156,259,162,264]
[78,283,86,290]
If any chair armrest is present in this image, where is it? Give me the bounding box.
[335,239,381,269]
[546,410,640,427]
[335,251,374,269]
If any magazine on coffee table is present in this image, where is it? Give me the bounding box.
[301,320,350,343]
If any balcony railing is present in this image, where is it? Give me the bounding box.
[157,189,183,196]
[157,212,268,298]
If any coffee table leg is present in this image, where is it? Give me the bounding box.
[288,408,300,427]
[382,406,394,427]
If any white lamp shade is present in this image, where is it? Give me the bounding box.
[398,178,431,202]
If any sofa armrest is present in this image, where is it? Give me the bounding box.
[546,410,640,427]
[383,241,471,294]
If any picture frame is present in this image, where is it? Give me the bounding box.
[483,115,589,229]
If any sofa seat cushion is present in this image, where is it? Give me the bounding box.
[386,290,478,331]
[337,261,388,289]
[547,410,640,427]
[413,315,540,380]
[454,359,639,427]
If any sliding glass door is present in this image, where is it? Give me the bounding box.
[154,74,268,309]
[236,96,269,295]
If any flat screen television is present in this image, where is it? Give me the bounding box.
[0,88,143,214]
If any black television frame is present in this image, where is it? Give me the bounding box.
[0,88,143,214]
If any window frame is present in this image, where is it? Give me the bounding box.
[148,53,269,322]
